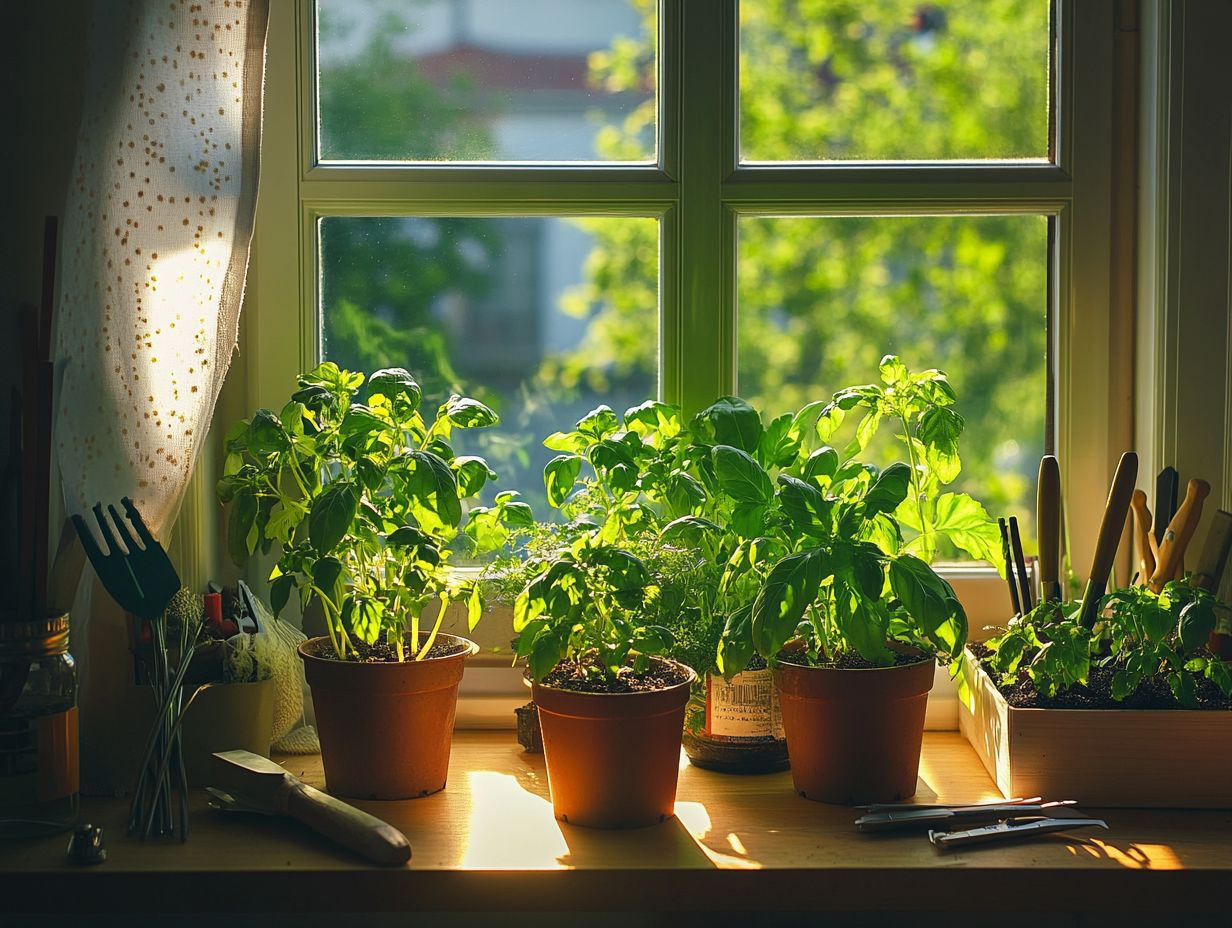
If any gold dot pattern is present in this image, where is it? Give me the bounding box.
[54,0,268,536]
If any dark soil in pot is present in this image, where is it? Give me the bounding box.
[774,643,935,805]
[307,636,469,663]
[299,632,478,800]
[969,643,1232,710]
[530,657,696,829]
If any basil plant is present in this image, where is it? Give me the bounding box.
[986,580,1232,706]
[727,357,997,670]
[218,363,513,662]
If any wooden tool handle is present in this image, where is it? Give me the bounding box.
[280,780,411,866]
[1149,479,1211,592]
[1193,510,1232,593]
[1078,452,1138,628]
[1037,455,1061,596]
[1130,489,1155,585]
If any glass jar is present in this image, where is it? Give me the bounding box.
[0,614,80,837]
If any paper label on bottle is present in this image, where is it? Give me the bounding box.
[704,670,784,742]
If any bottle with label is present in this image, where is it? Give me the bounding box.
[0,614,80,837]
[682,654,790,773]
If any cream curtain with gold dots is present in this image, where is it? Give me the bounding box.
[54,0,269,537]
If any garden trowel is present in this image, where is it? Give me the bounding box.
[209,750,411,866]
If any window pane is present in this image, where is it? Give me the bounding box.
[739,0,1051,162]
[320,216,659,516]
[737,215,1048,546]
[316,0,657,162]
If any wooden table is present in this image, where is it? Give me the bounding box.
[3,731,1230,915]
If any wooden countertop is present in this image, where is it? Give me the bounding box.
[3,731,1231,914]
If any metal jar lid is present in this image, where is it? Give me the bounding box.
[0,614,71,658]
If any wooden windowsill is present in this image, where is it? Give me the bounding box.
[3,731,1230,915]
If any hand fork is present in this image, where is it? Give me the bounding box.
[71,497,180,621]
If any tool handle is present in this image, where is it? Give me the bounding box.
[1149,479,1211,592]
[1009,516,1033,612]
[280,779,411,866]
[1037,455,1062,598]
[1078,452,1138,628]
[1193,510,1232,593]
[1130,489,1155,585]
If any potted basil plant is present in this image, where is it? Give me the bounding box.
[535,399,792,772]
[512,527,694,828]
[724,357,1000,804]
[218,362,507,800]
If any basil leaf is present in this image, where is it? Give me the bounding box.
[406,450,462,527]
[544,453,582,508]
[227,488,258,566]
[777,475,831,536]
[712,445,773,504]
[443,395,499,429]
[577,404,619,439]
[367,367,422,408]
[308,481,359,554]
[863,462,912,516]
[692,396,763,453]
[752,551,824,657]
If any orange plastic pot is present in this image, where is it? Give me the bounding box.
[774,649,935,804]
[530,661,696,828]
[299,634,478,800]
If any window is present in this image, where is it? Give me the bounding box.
[242,1,1127,719]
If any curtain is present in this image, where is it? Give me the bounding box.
[54,0,268,532]
[52,0,269,792]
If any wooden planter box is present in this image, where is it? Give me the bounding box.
[958,647,1232,807]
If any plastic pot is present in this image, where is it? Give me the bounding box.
[298,634,478,800]
[774,648,935,804]
[530,660,696,828]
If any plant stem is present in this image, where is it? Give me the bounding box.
[898,411,930,556]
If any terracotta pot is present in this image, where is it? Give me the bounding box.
[180,677,275,787]
[298,634,478,800]
[774,648,935,804]
[530,660,696,828]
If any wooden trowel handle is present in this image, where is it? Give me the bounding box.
[1078,452,1138,628]
[1130,489,1155,584]
[1037,455,1061,599]
[1148,478,1211,592]
[278,778,411,866]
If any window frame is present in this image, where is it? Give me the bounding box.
[229,0,1130,726]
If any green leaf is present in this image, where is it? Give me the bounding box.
[406,450,462,527]
[467,584,484,632]
[665,472,707,517]
[577,404,619,439]
[692,397,763,453]
[308,481,359,555]
[752,551,824,658]
[777,475,832,536]
[1111,668,1142,701]
[348,596,385,646]
[889,554,967,657]
[843,594,892,664]
[248,409,287,455]
[1168,670,1198,708]
[848,408,882,455]
[529,625,567,682]
[499,500,535,529]
[543,430,590,454]
[544,453,582,508]
[1178,600,1217,653]
[863,462,912,517]
[367,368,422,407]
[716,604,755,677]
[660,515,723,545]
[802,446,839,480]
[228,488,258,566]
[929,493,1002,563]
[443,395,499,429]
[312,555,345,603]
[919,406,965,484]
[815,403,846,441]
[758,413,801,468]
[731,502,766,537]
[712,445,773,504]
[269,574,295,618]
[878,355,908,385]
[453,455,497,498]
[623,400,682,443]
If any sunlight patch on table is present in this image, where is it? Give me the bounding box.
[461,771,570,869]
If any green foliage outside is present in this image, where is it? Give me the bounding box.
[316,0,1052,546]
